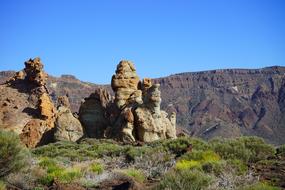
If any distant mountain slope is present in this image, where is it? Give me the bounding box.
[155,66,285,144]
[1,66,285,144]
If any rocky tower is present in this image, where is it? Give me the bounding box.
[24,57,47,86]
[21,58,56,147]
[0,57,56,147]
[80,60,177,142]
[111,60,142,108]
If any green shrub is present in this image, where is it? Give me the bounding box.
[181,150,220,163]
[162,137,192,156]
[176,160,201,170]
[240,137,275,162]
[276,144,285,157]
[121,168,145,183]
[188,137,210,151]
[210,138,251,163]
[39,157,57,169]
[38,157,82,185]
[177,150,224,175]
[0,130,30,177]
[210,137,275,164]
[125,146,149,161]
[239,182,281,190]
[33,141,83,160]
[88,142,124,157]
[57,168,82,183]
[33,140,126,161]
[227,159,248,175]
[155,169,213,190]
[39,167,82,185]
[89,162,104,174]
[0,180,6,190]
[201,160,225,175]
[39,175,54,186]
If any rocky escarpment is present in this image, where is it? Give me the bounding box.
[0,58,56,147]
[79,60,177,142]
[154,66,285,144]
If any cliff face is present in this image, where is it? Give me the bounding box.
[1,66,285,144]
[154,66,285,144]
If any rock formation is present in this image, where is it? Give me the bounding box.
[24,57,47,86]
[134,84,176,142]
[79,60,177,142]
[79,88,111,138]
[54,96,83,142]
[111,60,142,108]
[0,57,56,147]
[2,59,285,145]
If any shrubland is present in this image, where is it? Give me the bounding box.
[0,129,284,189]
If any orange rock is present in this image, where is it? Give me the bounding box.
[20,120,43,147]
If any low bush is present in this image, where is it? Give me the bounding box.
[33,139,126,161]
[177,150,223,176]
[210,138,251,163]
[121,168,145,183]
[162,137,192,156]
[210,137,275,164]
[154,169,213,190]
[276,144,285,157]
[38,157,82,185]
[188,137,211,151]
[0,180,6,190]
[0,130,30,177]
[125,146,154,161]
[132,150,176,179]
[239,182,281,190]
[180,150,220,164]
[227,159,248,175]
[201,160,226,175]
[176,160,201,170]
[89,162,104,174]
[240,137,275,162]
[39,167,82,185]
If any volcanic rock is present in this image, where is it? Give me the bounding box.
[0,57,56,147]
[24,57,47,86]
[79,88,112,138]
[111,60,142,108]
[79,61,177,143]
[134,84,176,142]
[54,96,83,142]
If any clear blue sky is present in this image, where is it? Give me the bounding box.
[0,0,284,84]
